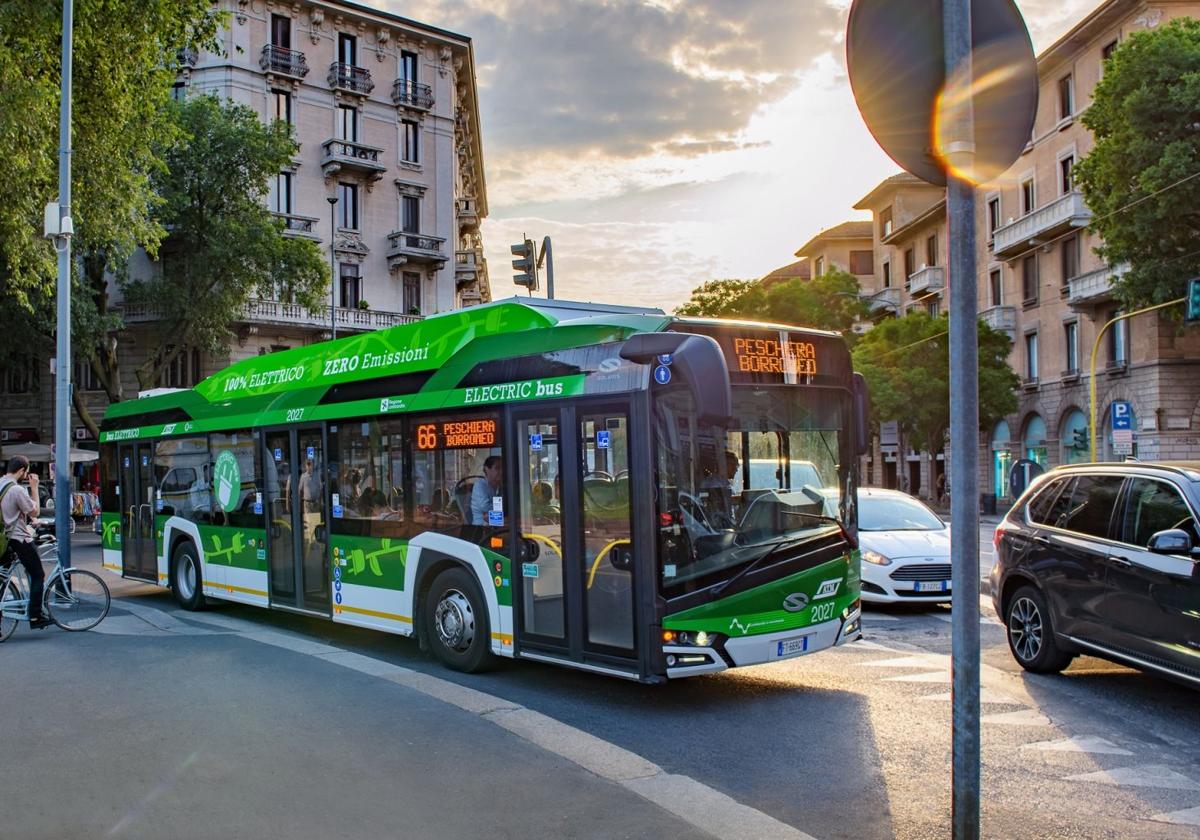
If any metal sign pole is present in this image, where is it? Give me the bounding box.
[944,0,981,836]
[55,0,74,568]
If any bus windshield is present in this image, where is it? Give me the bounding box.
[654,386,852,595]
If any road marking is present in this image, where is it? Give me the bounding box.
[921,688,1022,705]
[1151,805,1200,826]
[883,670,952,683]
[625,773,817,840]
[862,656,941,668]
[862,613,900,621]
[981,709,1052,727]
[933,614,997,626]
[1064,764,1200,791]
[1021,736,1133,756]
[90,615,170,637]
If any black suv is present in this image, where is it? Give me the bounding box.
[991,462,1200,688]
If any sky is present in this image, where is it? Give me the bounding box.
[387,0,1099,311]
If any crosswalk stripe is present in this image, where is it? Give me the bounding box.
[1021,736,1133,756]
[1064,764,1200,791]
[921,688,1022,705]
[883,670,951,683]
[981,709,1051,727]
[1150,805,1200,826]
[862,656,942,668]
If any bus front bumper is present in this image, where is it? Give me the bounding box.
[664,608,862,679]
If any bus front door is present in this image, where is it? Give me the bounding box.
[118,443,157,581]
[511,404,638,666]
[263,427,331,615]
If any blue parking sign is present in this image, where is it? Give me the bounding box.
[1111,401,1133,431]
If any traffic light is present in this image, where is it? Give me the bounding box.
[1186,277,1200,324]
[511,239,538,290]
[1072,428,1090,453]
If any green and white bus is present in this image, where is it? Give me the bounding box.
[98,298,869,682]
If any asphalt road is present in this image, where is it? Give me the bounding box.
[4,524,1198,840]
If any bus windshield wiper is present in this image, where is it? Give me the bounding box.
[779,510,855,547]
[710,533,809,598]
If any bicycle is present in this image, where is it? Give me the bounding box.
[0,535,110,641]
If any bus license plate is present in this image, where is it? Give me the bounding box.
[914,581,950,593]
[776,636,809,658]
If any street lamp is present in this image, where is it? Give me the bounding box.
[326,195,338,340]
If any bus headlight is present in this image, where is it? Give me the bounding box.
[861,550,892,566]
[670,631,721,648]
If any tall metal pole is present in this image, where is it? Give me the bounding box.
[943,0,980,836]
[54,0,74,566]
[326,195,338,340]
[539,236,555,300]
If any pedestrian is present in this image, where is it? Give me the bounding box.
[0,456,50,629]
[936,472,946,505]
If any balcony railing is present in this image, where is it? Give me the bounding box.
[320,139,387,181]
[455,249,484,286]
[1068,263,1128,308]
[386,231,447,270]
[907,265,945,296]
[329,62,374,95]
[865,287,900,314]
[177,47,198,68]
[992,190,1091,258]
[979,304,1017,335]
[243,299,419,332]
[260,45,309,79]
[273,212,321,239]
[392,78,434,110]
[456,197,480,230]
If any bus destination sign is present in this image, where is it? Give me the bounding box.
[416,418,497,450]
[731,336,817,376]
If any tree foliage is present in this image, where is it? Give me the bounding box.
[676,269,871,335]
[1075,19,1200,308]
[121,95,328,392]
[851,312,1019,454]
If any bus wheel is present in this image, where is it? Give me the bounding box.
[171,542,206,611]
[424,567,492,673]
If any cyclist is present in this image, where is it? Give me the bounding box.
[1,456,49,629]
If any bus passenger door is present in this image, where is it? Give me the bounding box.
[118,443,157,582]
[263,427,331,615]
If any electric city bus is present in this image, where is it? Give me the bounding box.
[98,298,869,682]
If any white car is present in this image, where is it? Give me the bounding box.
[857,488,952,604]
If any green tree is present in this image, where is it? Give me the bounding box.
[117,95,328,400]
[851,312,1019,455]
[1074,19,1200,308]
[676,269,870,335]
[675,279,758,317]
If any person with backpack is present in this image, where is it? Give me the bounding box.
[1,456,49,629]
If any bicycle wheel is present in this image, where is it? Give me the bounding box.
[1,576,24,642]
[45,569,110,631]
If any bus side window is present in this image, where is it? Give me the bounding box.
[331,418,409,539]
[408,411,503,543]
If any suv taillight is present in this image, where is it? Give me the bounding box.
[993,523,1007,553]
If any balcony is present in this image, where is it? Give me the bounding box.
[273,212,321,240]
[865,287,900,315]
[243,300,419,333]
[328,62,374,96]
[177,47,198,69]
[259,45,309,80]
[1068,263,1128,308]
[392,78,434,111]
[320,139,387,182]
[907,265,945,296]
[992,190,1091,258]
[979,305,1017,337]
[455,249,485,286]
[386,231,447,270]
[456,197,480,231]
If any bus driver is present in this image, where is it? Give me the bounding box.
[470,456,503,526]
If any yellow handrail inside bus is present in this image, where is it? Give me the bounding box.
[587,539,631,589]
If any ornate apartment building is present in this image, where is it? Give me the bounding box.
[1,0,490,451]
[772,0,1200,505]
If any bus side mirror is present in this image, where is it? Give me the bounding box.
[852,373,871,456]
[621,333,732,425]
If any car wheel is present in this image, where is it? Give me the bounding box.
[1005,585,1073,673]
[423,566,493,673]
[171,542,206,611]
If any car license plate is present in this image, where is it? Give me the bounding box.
[914,581,950,593]
[775,636,809,658]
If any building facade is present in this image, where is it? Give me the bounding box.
[0,0,489,456]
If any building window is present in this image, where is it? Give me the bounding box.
[1061,234,1080,286]
[74,358,103,392]
[1025,332,1038,382]
[338,182,359,230]
[1058,74,1074,120]
[271,13,291,49]
[339,263,361,308]
[926,300,940,317]
[1022,254,1038,305]
[814,256,825,277]
[882,260,892,289]
[849,250,874,276]
[269,172,292,215]
[401,195,419,233]
[1102,39,1119,63]
[987,196,1000,235]
[1109,311,1128,365]
[989,268,1002,307]
[880,207,893,239]
[401,120,419,163]
[400,50,418,84]
[1021,178,1035,215]
[158,347,202,389]
[171,81,187,102]
[338,33,357,66]
[272,89,292,124]
[1064,321,1079,374]
[403,271,421,314]
[3,358,38,395]
[337,105,358,142]
[903,247,915,282]
[1060,154,1074,193]
[925,233,937,268]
